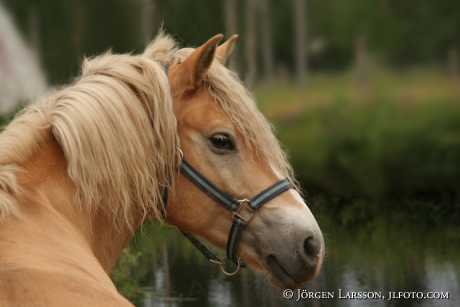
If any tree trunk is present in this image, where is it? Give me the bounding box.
[259,0,274,80]
[448,48,459,81]
[223,0,239,70]
[244,0,257,87]
[141,0,157,45]
[72,0,84,62]
[292,0,307,85]
[353,35,370,87]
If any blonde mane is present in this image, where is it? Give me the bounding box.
[0,51,179,227]
[0,31,296,226]
[145,32,296,186]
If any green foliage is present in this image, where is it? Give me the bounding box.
[112,248,144,303]
[282,100,460,196]
[257,71,460,226]
[307,0,460,68]
[4,0,460,83]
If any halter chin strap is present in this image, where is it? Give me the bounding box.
[178,159,292,275]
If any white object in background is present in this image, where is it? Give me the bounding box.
[0,3,47,116]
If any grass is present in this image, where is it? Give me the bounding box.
[255,68,460,120]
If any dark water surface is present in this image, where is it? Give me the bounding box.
[126,215,459,307]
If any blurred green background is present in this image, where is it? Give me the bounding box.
[1,1,460,306]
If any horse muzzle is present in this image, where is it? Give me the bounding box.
[246,197,325,287]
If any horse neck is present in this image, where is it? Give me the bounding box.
[0,135,139,275]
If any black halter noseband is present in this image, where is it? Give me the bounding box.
[161,62,292,275]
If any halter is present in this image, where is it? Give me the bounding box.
[161,62,292,275]
[177,159,292,275]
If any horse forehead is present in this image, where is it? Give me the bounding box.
[178,92,229,128]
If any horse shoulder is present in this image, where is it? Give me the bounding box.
[0,267,133,307]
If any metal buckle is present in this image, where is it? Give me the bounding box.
[233,199,255,224]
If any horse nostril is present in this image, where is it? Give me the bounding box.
[303,235,321,258]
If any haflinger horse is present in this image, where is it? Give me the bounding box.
[0,32,324,307]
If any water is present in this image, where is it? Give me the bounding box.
[123,216,460,307]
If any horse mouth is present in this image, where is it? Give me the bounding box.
[265,254,298,288]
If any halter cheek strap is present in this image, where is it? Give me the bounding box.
[178,159,292,275]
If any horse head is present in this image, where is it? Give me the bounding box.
[148,34,325,287]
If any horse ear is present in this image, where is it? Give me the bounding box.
[216,35,239,65]
[177,34,224,91]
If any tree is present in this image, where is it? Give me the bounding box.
[448,48,459,82]
[259,0,274,80]
[223,0,239,70]
[293,0,307,84]
[141,0,157,45]
[353,35,370,86]
[72,0,84,61]
[245,0,258,87]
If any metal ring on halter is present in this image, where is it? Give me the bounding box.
[209,259,224,266]
[212,257,241,276]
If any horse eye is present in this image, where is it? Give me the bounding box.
[209,133,236,153]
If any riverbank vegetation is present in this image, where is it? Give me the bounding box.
[1,69,459,227]
[258,69,460,227]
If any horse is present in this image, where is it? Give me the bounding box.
[0,32,324,306]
